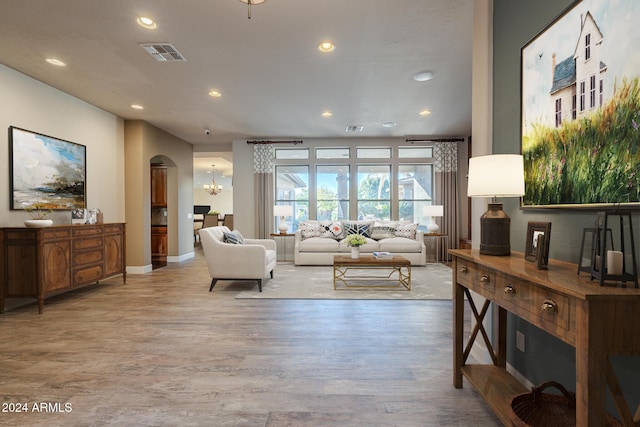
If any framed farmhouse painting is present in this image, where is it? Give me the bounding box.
[521,0,640,208]
[9,126,86,210]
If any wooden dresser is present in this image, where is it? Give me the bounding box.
[0,223,126,314]
[450,249,640,426]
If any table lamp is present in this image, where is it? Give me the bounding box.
[423,205,444,234]
[273,205,293,234]
[467,154,524,256]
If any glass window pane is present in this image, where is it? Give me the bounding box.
[316,148,350,159]
[398,164,433,200]
[398,147,433,158]
[276,165,309,232]
[275,148,309,159]
[357,147,391,158]
[316,165,349,220]
[357,165,390,219]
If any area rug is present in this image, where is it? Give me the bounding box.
[222,263,453,300]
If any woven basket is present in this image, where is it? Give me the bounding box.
[510,381,621,427]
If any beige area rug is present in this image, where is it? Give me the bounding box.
[217,262,453,300]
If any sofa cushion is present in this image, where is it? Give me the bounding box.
[318,221,344,239]
[342,220,374,238]
[370,220,398,240]
[265,249,277,265]
[299,221,324,239]
[395,222,418,239]
[378,237,422,253]
[223,230,244,244]
[298,236,340,252]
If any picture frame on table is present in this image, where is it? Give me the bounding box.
[525,222,552,266]
[71,208,86,224]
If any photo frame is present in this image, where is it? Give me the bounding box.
[520,0,640,208]
[525,222,552,265]
[9,126,86,210]
[71,208,86,224]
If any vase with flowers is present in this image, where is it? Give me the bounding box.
[345,233,367,259]
[23,202,53,228]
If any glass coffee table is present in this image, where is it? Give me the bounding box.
[333,254,411,290]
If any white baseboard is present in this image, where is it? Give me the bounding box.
[126,264,153,274]
[507,363,533,389]
[168,252,194,263]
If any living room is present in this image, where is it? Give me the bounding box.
[1,0,640,425]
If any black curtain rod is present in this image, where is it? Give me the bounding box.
[246,140,303,145]
[405,138,465,143]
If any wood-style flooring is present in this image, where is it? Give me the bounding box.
[0,248,500,426]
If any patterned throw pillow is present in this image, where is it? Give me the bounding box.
[370,221,398,240]
[318,221,344,239]
[299,221,323,239]
[395,222,418,239]
[342,221,373,238]
[223,231,244,244]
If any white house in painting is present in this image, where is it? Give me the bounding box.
[550,11,607,127]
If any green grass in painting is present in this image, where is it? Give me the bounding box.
[522,78,640,206]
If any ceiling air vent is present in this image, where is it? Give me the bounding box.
[139,43,187,62]
[345,125,364,132]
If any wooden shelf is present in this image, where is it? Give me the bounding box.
[461,365,527,425]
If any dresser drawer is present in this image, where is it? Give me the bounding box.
[74,265,104,285]
[42,228,72,239]
[73,249,103,266]
[73,226,103,237]
[456,260,495,296]
[74,237,103,250]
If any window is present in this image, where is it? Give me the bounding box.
[275,148,308,159]
[275,165,309,232]
[357,165,390,220]
[357,147,391,159]
[316,165,349,220]
[585,33,591,60]
[398,164,433,223]
[572,94,577,120]
[398,147,433,158]
[599,79,604,107]
[316,148,349,159]
[555,98,562,127]
[580,81,586,112]
[590,75,596,109]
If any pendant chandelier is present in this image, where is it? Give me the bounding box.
[204,165,223,196]
[239,0,266,19]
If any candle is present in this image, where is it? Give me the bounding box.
[607,250,623,276]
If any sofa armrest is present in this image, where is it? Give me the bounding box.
[244,238,276,251]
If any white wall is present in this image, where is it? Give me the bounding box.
[0,65,125,227]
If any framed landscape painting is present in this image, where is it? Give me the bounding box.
[9,126,86,210]
[521,0,640,208]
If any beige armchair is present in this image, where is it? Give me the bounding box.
[199,226,277,292]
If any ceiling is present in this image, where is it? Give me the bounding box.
[0,0,473,149]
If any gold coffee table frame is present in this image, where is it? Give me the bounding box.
[333,254,411,290]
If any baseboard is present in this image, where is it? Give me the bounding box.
[507,362,533,389]
[168,252,194,263]
[126,264,153,274]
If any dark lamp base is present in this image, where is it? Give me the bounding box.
[479,203,511,256]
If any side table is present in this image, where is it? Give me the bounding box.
[270,233,295,262]
[424,233,448,263]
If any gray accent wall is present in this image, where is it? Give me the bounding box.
[493,0,639,411]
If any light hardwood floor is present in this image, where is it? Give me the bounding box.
[0,248,500,427]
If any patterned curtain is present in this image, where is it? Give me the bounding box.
[253,144,274,239]
[433,141,459,261]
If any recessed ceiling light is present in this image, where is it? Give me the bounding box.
[130,104,144,110]
[136,16,157,29]
[321,111,333,118]
[45,58,66,67]
[208,90,222,98]
[419,109,431,116]
[382,121,397,128]
[413,70,436,82]
[318,41,336,52]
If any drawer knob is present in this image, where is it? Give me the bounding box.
[480,274,490,283]
[541,300,558,313]
[503,285,515,294]
[459,266,468,273]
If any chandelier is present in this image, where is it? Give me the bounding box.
[239,0,266,19]
[204,165,223,195]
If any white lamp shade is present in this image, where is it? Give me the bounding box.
[467,154,525,197]
[423,205,444,217]
[273,205,293,217]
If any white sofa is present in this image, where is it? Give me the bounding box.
[199,226,277,292]
[294,220,426,265]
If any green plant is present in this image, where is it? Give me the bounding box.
[208,210,220,215]
[345,233,367,247]
[23,202,53,220]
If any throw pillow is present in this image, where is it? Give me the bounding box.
[342,221,373,238]
[370,220,398,240]
[395,222,418,239]
[223,231,244,244]
[318,221,344,239]
[299,221,323,239]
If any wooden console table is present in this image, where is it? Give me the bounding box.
[0,223,126,314]
[450,249,640,426]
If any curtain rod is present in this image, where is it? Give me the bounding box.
[246,140,303,145]
[405,138,465,143]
